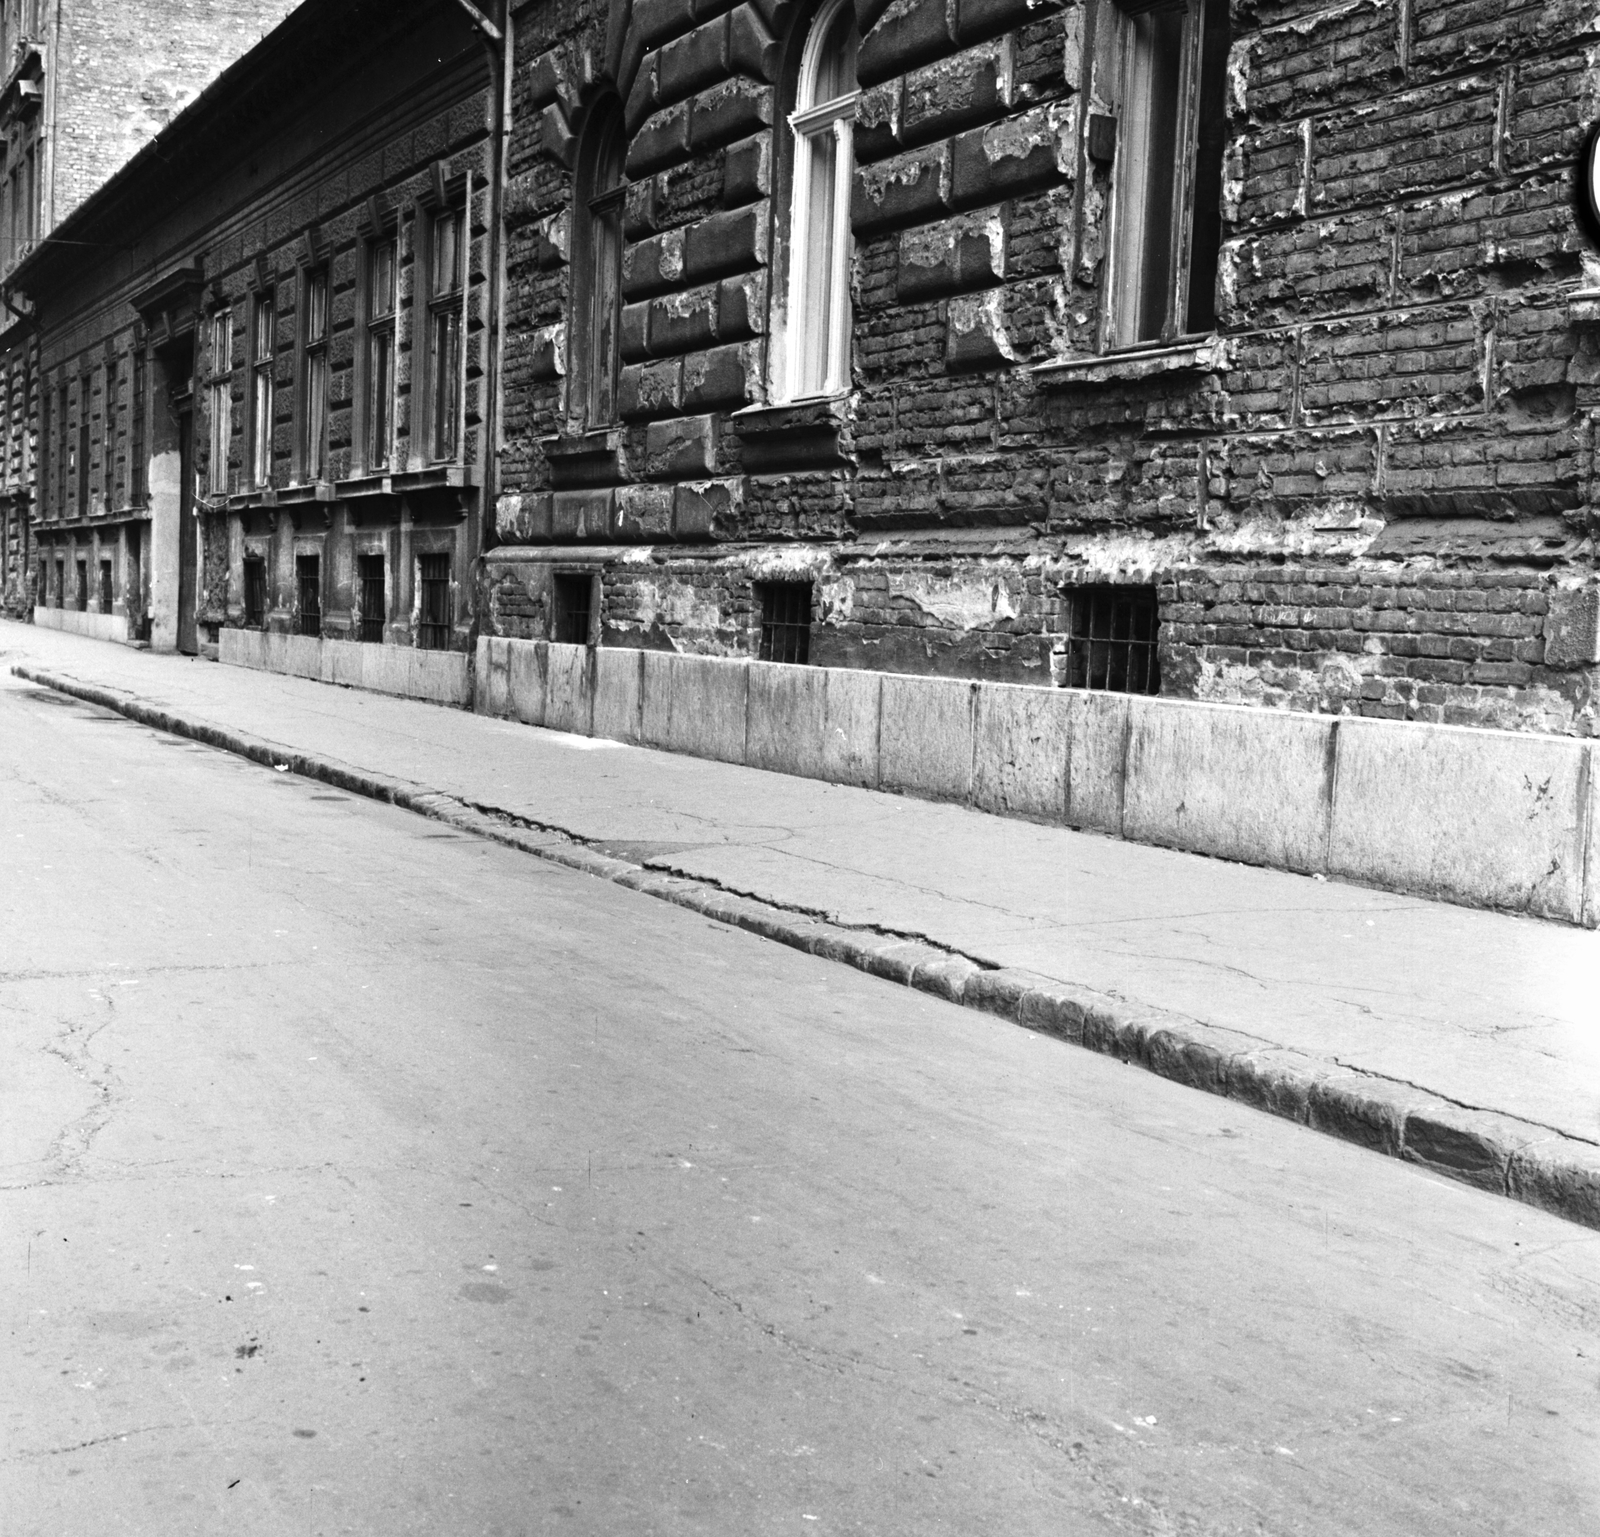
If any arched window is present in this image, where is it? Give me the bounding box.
[781,0,858,400]
[570,99,626,430]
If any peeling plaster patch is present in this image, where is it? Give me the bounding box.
[891,569,1019,629]
[628,578,726,637]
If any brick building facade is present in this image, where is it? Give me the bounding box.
[0,0,302,621]
[5,0,498,660]
[483,0,1600,738]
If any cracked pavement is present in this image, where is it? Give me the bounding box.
[4,619,1599,1145]
[2,657,1600,1533]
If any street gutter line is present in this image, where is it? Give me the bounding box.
[13,660,1600,1237]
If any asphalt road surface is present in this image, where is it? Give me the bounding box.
[1,669,1596,1536]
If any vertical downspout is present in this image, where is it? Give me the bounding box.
[42,0,63,235]
[468,0,513,673]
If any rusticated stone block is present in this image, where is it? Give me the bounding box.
[859,0,958,86]
[616,482,677,539]
[682,342,757,411]
[648,284,721,355]
[852,142,950,234]
[949,105,1066,205]
[689,77,773,151]
[945,291,1018,368]
[646,414,717,479]
[900,36,1015,144]
[618,358,684,420]
[552,487,616,540]
[674,476,743,538]
[683,203,769,281]
[622,228,685,299]
[896,208,1006,300]
[722,133,770,207]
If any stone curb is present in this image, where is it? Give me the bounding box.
[15,660,1600,1235]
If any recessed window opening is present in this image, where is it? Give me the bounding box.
[417,553,452,650]
[358,553,385,643]
[251,290,275,488]
[296,554,321,638]
[98,559,112,615]
[429,207,465,461]
[367,236,398,470]
[302,268,330,482]
[1064,584,1160,694]
[551,572,593,646]
[52,558,62,607]
[208,310,233,497]
[570,103,625,431]
[1106,0,1229,348]
[76,377,89,517]
[244,557,267,629]
[74,557,87,611]
[757,580,813,665]
[782,0,858,401]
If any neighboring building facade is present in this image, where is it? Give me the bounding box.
[6,0,497,656]
[486,0,1600,737]
[0,0,304,620]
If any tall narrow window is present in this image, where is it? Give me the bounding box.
[131,346,146,506]
[1105,0,1229,347]
[244,557,267,629]
[208,309,233,497]
[301,268,329,481]
[366,237,397,471]
[98,559,112,615]
[429,207,464,461]
[74,557,87,611]
[417,552,451,650]
[551,571,593,645]
[104,360,118,507]
[782,0,858,400]
[251,290,275,488]
[75,377,89,517]
[570,103,624,430]
[296,554,321,637]
[357,553,385,643]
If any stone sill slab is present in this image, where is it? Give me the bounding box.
[13,654,1600,1238]
[1033,336,1230,386]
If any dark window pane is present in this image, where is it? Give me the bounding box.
[418,552,451,650]
[358,553,385,643]
[551,572,593,646]
[757,581,812,666]
[297,555,321,637]
[1063,585,1160,696]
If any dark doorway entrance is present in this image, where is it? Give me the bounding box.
[177,406,197,654]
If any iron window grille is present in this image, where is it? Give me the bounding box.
[251,290,275,488]
[296,554,321,637]
[98,559,112,615]
[757,581,813,665]
[366,237,397,471]
[358,553,386,643]
[243,559,267,629]
[551,572,593,646]
[417,553,452,650]
[1063,584,1160,694]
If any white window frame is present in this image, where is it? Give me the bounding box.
[250,289,275,488]
[207,309,233,498]
[780,0,858,402]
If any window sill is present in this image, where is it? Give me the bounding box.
[335,465,478,499]
[1032,336,1229,387]
[1567,290,1600,326]
[730,395,849,436]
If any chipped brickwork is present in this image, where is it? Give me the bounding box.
[488,0,1600,735]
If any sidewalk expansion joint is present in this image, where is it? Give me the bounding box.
[15,659,1600,1236]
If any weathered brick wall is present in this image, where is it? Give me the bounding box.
[486,0,1600,736]
[53,0,301,226]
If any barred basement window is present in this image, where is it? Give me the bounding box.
[243,558,267,629]
[551,572,593,646]
[757,580,812,665]
[98,559,112,615]
[1102,0,1229,347]
[1064,584,1160,694]
[296,554,321,638]
[357,553,385,643]
[74,558,87,611]
[417,553,452,651]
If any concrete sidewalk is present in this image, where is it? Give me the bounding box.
[6,618,1599,1228]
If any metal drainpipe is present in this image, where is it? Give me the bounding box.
[42,0,62,236]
